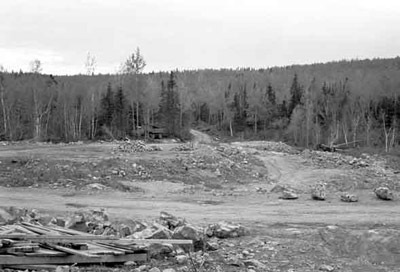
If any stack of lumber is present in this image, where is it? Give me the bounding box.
[0,222,190,270]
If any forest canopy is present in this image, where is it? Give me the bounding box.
[1,56,400,151]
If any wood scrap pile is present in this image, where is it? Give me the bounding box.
[0,222,190,269]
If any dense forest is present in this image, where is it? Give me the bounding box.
[1,53,400,151]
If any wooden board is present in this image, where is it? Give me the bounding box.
[0,234,193,245]
[0,252,148,265]
[4,264,58,271]
[24,249,67,257]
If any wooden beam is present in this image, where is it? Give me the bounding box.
[0,235,193,245]
[41,244,98,258]
[4,265,58,271]
[0,253,148,265]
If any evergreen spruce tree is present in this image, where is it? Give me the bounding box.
[289,74,303,116]
[266,83,276,105]
[100,82,114,129]
[113,85,127,138]
[159,72,181,137]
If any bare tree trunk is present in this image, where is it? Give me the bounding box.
[382,113,389,152]
[0,89,7,138]
[365,116,371,147]
[131,100,135,135]
[229,119,233,137]
[136,100,139,131]
[254,112,258,134]
[390,127,396,152]
[64,104,68,141]
[352,116,360,147]
[342,123,348,146]
[33,89,41,141]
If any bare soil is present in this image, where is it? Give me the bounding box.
[0,132,400,271]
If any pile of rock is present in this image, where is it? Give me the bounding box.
[132,163,151,178]
[171,143,194,152]
[1,208,249,265]
[302,150,370,169]
[231,141,297,154]
[114,140,159,153]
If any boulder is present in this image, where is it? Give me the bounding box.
[172,224,202,241]
[131,224,172,240]
[117,224,132,237]
[65,214,88,232]
[0,208,14,225]
[176,254,188,264]
[311,184,326,201]
[206,222,248,238]
[148,243,174,259]
[319,264,335,271]
[131,228,154,239]
[147,227,173,239]
[172,224,204,250]
[159,211,186,230]
[243,259,267,269]
[163,269,177,272]
[340,193,358,202]
[374,187,394,200]
[279,190,298,200]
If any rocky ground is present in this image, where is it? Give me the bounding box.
[0,132,399,271]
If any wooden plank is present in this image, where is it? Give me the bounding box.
[0,234,110,241]
[15,225,39,234]
[24,249,67,257]
[4,265,58,271]
[41,243,99,258]
[0,235,193,245]
[47,226,94,236]
[0,252,148,265]
[92,242,135,254]
[118,239,193,245]
[20,223,60,235]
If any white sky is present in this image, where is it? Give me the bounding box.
[0,0,400,75]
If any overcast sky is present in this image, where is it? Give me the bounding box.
[1,0,400,75]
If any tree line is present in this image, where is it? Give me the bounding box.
[1,54,400,151]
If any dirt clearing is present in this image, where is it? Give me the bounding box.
[0,133,399,271]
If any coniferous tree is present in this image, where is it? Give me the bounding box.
[113,85,127,138]
[159,72,181,137]
[99,83,114,129]
[289,74,303,116]
[266,83,276,105]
